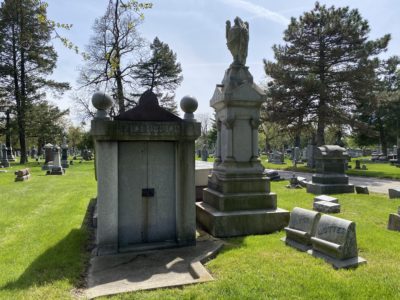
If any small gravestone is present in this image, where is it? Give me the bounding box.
[264,169,280,181]
[201,145,209,161]
[355,160,361,169]
[282,207,321,251]
[308,214,366,269]
[61,137,69,168]
[388,207,400,231]
[313,201,341,213]
[15,168,30,181]
[42,143,54,170]
[30,147,37,159]
[306,145,354,194]
[313,195,338,204]
[47,146,64,175]
[389,188,400,199]
[361,164,367,170]
[297,176,308,187]
[269,150,284,164]
[355,186,369,194]
[197,149,201,158]
[1,144,10,168]
[286,174,302,189]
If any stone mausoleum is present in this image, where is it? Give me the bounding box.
[91,91,200,255]
[196,17,289,237]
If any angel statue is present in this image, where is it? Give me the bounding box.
[226,17,249,66]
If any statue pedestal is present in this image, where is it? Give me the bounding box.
[196,65,289,237]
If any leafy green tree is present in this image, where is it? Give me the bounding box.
[133,37,183,114]
[0,0,69,163]
[25,101,69,153]
[264,2,390,146]
[79,0,152,114]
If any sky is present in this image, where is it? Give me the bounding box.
[44,0,400,124]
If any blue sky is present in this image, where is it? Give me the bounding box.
[45,0,400,123]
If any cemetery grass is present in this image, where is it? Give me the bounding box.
[0,160,96,300]
[1,162,400,299]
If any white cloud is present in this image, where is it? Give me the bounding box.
[220,0,290,26]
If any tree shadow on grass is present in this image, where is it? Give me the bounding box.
[3,198,96,291]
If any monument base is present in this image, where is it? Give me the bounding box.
[196,201,289,237]
[307,249,366,269]
[306,182,354,194]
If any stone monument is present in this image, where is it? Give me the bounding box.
[42,143,54,170]
[306,145,354,194]
[30,147,37,159]
[201,144,209,161]
[61,137,69,168]
[47,146,64,175]
[388,207,400,231]
[91,91,200,255]
[196,17,289,237]
[1,144,10,167]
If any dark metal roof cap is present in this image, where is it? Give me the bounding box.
[115,90,182,122]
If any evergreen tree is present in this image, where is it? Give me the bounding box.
[264,2,390,146]
[0,0,69,163]
[133,37,183,114]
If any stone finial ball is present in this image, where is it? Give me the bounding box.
[92,92,113,110]
[180,95,198,113]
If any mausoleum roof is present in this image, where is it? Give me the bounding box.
[115,90,182,122]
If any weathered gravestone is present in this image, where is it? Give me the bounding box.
[355,185,369,194]
[308,214,366,269]
[389,188,400,199]
[30,147,37,159]
[15,168,31,181]
[355,160,361,169]
[42,143,54,170]
[269,150,284,164]
[196,17,289,237]
[61,137,69,168]
[201,144,209,161]
[306,145,354,194]
[91,91,200,255]
[47,146,64,175]
[387,207,400,231]
[1,144,10,168]
[282,207,321,251]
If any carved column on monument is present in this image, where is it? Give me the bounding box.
[215,120,222,163]
[223,117,235,162]
[250,118,260,161]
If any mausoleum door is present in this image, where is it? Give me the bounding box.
[118,141,176,248]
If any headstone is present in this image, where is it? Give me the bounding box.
[15,168,31,181]
[355,186,369,194]
[46,146,64,175]
[6,146,15,162]
[388,207,400,231]
[302,148,307,162]
[313,201,341,213]
[306,145,354,194]
[42,143,54,170]
[388,188,400,199]
[30,147,37,159]
[1,144,10,167]
[313,195,338,204]
[282,207,321,251]
[196,17,289,237]
[269,150,285,164]
[91,91,200,255]
[201,144,209,161]
[61,137,69,168]
[297,176,308,187]
[264,169,280,181]
[197,149,201,158]
[361,164,367,170]
[308,214,366,269]
[286,174,302,189]
[307,144,317,169]
[293,147,301,166]
[355,160,361,169]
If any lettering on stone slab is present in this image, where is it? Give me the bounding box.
[317,225,346,236]
[116,123,181,136]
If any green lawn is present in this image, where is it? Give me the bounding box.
[1,160,400,299]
